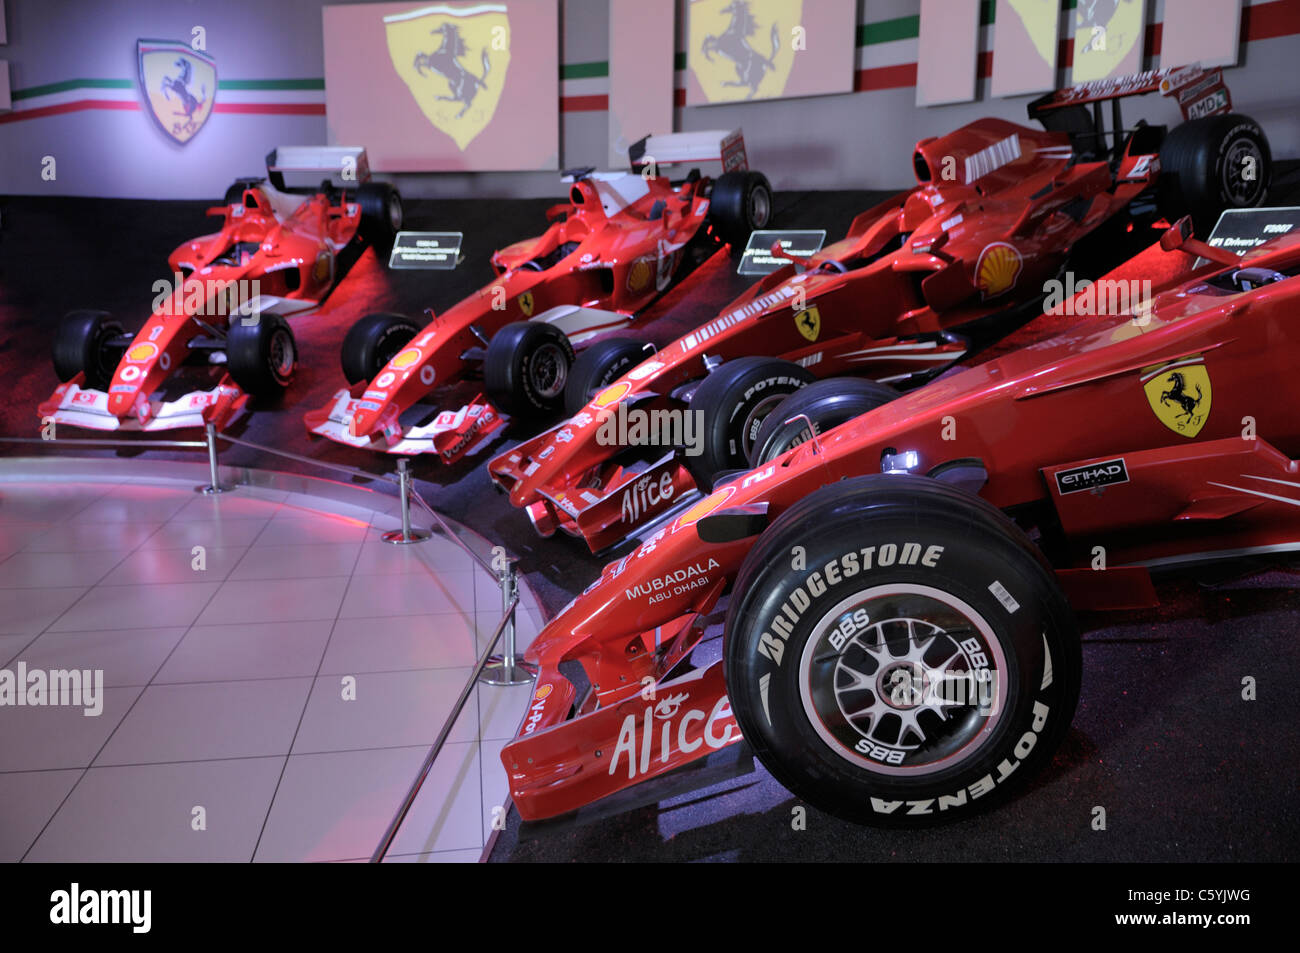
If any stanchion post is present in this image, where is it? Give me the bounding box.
[195,422,233,494]
[382,458,431,544]
[480,557,537,686]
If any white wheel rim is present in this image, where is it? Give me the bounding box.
[798,583,1009,777]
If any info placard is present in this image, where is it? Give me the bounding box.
[388,232,464,270]
[1201,206,1300,263]
[738,229,827,276]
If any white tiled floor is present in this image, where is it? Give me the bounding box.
[0,472,542,863]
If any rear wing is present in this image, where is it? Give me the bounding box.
[263,146,373,193]
[628,129,749,174]
[1029,64,1232,123]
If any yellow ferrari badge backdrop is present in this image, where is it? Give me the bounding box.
[385,3,511,151]
[689,0,800,103]
[518,291,535,317]
[137,40,216,144]
[1072,0,1144,83]
[1006,0,1060,70]
[795,306,821,342]
[1142,357,1212,438]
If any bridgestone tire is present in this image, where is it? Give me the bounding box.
[687,356,814,489]
[1157,114,1271,233]
[226,313,297,398]
[724,474,1081,827]
[357,182,403,247]
[564,337,652,416]
[708,171,774,247]
[52,310,124,390]
[749,377,898,466]
[340,312,421,385]
[484,321,575,417]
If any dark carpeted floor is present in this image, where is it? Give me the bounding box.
[2,166,1298,863]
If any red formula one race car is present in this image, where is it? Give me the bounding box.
[490,65,1272,552]
[502,215,1300,826]
[303,130,772,462]
[40,146,401,432]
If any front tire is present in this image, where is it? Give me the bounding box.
[563,337,652,416]
[484,321,576,417]
[226,313,297,398]
[340,312,421,385]
[687,356,813,488]
[52,310,125,390]
[724,474,1081,827]
[749,377,898,466]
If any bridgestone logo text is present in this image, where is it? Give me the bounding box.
[757,543,945,666]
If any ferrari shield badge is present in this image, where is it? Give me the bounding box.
[1142,357,1212,438]
[795,306,821,342]
[689,0,800,103]
[518,291,534,317]
[385,3,511,151]
[1071,0,1143,83]
[137,40,216,144]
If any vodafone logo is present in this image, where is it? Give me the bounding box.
[375,372,396,388]
[119,365,142,383]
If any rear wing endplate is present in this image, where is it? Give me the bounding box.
[264,146,373,192]
[1029,64,1232,123]
[629,129,748,174]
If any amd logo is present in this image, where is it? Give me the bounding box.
[1054,458,1129,495]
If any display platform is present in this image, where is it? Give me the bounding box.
[0,458,543,862]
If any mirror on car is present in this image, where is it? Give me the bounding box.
[1160,215,1195,251]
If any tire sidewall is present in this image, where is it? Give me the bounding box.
[716,367,811,469]
[725,488,1078,825]
[1211,121,1269,211]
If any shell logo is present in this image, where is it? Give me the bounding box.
[125,342,158,363]
[627,258,653,292]
[975,242,1023,300]
[673,485,736,531]
[312,251,332,283]
[593,381,631,409]
[534,684,553,701]
[391,348,422,370]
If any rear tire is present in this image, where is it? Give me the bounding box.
[564,337,652,416]
[1158,114,1271,233]
[687,356,813,489]
[708,171,773,247]
[340,312,421,385]
[749,377,898,466]
[226,313,297,398]
[724,474,1081,827]
[223,178,263,206]
[52,310,124,390]
[357,182,403,247]
[484,321,575,417]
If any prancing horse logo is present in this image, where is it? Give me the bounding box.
[702,1,779,99]
[137,40,216,144]
[1142,358,1213,438]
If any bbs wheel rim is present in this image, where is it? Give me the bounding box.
[1222,137,1265,207]
[741,391,788,462]
[798,584,1009,777]
[748,186,771,229]
[529,341,568,400]
[269,328,295,382]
